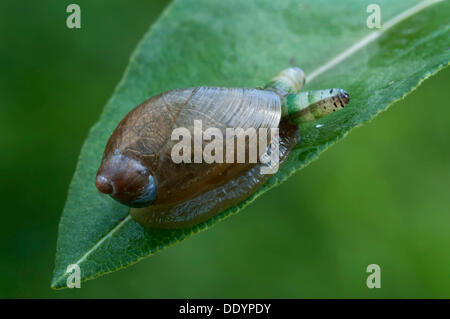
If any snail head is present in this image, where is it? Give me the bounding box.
[95,150,156,208]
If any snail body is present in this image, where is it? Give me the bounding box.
[96,67,350,228]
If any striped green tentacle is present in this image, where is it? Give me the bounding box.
[264,67,306,95]
[282,88,350,124]
[264,67,350,124]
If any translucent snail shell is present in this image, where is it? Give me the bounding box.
[95,67,350,228]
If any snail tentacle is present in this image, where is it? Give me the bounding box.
[264,67,306,95]
[281,88,350,124]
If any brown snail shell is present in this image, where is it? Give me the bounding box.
[96,86,299,228]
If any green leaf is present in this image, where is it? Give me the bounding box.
[52,0,450,288]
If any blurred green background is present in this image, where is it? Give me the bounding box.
[1,1,449,298]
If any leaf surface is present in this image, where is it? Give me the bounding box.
[52,0,450,288]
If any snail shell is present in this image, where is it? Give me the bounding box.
[96,67,349,229]
[96,87,299,228]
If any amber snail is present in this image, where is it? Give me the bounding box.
[95,67,350,228]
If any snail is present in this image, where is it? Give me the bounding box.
[95,67,350,228]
